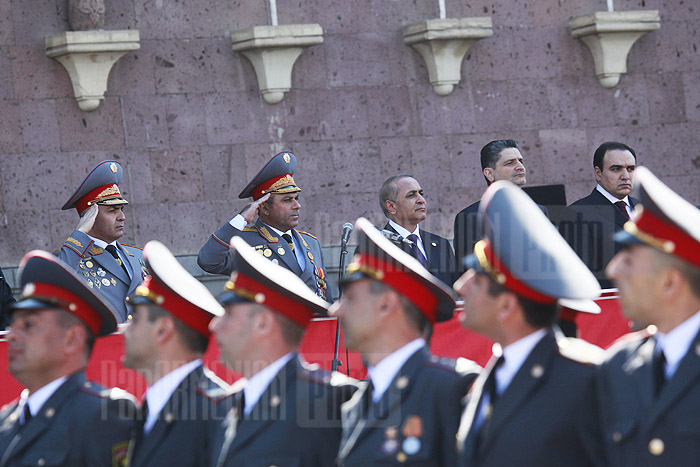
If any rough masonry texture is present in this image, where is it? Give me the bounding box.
[0,0,699,283]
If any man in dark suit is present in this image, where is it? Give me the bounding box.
[0,266,15,330]
[209,236,356,467]
[123,240,229,467]
[597,167,700,466]
[55,160,148,322]
[376,174,459,287]
[198,151,330,301]
[558,142,638,288]
[331,218,480,466]
[453,181,604,467]
[0,251,135,467]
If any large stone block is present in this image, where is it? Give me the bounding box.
[122,94,169,149]
[0,153,71,208]
[11,0,58,45]
[152,38,216,94]
[538,128,590,183]
[149,146,205,204]
[683,72,700,123]
[204,92,271,145]
[0,100,22,154]
[324,33,392,88]
[106,43,156,97]
[646,72,686,124]
[56,97,125,150]
[9,45,71,100]
[165,93,207,147]
[365,86,415,138]
[20,100,60,153]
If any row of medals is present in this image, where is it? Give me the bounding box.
[79,259,117,289]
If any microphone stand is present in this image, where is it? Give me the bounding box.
[332,237,350,374]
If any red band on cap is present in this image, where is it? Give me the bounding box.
[251,174,294,200]
[229,273,315,327]
[632,208,700,268]
[351,253,439,322]
[481,241,557,305]
[75,183,122,213]
[30,282,102,335]
[140,276,213,337]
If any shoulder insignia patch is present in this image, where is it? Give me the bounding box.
[66,236,84,248]
[242,227,258,232]
[258,225,278,242]
[298,230,318,240]
[121,243,143,252]
[557,337,605,365]
[89,245,103,255]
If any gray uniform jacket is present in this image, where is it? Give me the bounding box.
[0,371,136,467]
[128,365,230,467]
[338,347,480,466]
[210,355,356,467]
[456,330,604,467]
[54,230,148,322]
[198,219,330,301]
[597,329,700,466]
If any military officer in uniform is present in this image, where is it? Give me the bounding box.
[331,217,480,466]
[123,241,229,467]
[209,236,356,466]
[597,167,700,466]
[0,251,136,467]
[56,160,148,321]
[453,181,605,467]
[198,151,330,301]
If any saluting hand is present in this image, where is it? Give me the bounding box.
[239,193,271,225]
[77,204,99,233]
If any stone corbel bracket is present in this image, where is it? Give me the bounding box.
[403,17,493,96]
[45,30,140,111]
[231,24,323,104]
[569,10,660,88]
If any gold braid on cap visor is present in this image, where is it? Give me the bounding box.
[344,262,385,281]
[473,240,507,284]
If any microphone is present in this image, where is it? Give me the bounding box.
[341,222,354,247]
[380,229,414,246]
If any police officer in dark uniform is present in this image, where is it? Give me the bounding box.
[0,251,136,467]
[209,236,356,466]
[56,160,148,322]
[198,151,330,301]
[331,218,480,466]
[597,167,700,466]
[124,240,229,467]
[453,181,605,467]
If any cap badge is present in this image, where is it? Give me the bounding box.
[110,162,118,173]
[283,153,291,164]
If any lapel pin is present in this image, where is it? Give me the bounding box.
[531,364,544,378]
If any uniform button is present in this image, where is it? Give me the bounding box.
[45,408,55,418]
[648,438,664,456]
[37,457,45,466]
[612,431,622,443]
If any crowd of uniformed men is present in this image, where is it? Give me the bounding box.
[0,141,699,466]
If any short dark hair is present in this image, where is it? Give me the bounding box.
[593,142,637,171]
[484,274,558,329]
[146,305,209,354]
[379,174,413,217]
[56,310,95,355]
[368,280,430,336]
[480,140,520,185]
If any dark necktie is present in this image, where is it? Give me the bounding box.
[281,233,295,252]
[653,349,666,397]
[406,234,428,267]
[105,244,130,278]
[614,201,630,220]
[21,403,32,426]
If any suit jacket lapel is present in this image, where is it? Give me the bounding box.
[3,373,83,463]
[292,230,314,284]
[647,330,700,430]
[224,357,297,457]
[457,355,499,461]
[480,333,555,453]
[337,382,371,462]
[620,337,656,414]
[255,220,302,275]
[384,223,412,256]
[132,366,202,464]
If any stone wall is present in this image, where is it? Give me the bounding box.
[1,0,698,279]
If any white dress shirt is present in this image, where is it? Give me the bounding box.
[367,338,425,403]
[20,376,68,422]
[596,184,633,218]
[655,309,700,380]
[243,353,294,415]
[496,328,548,396]
[143,359,202,434]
